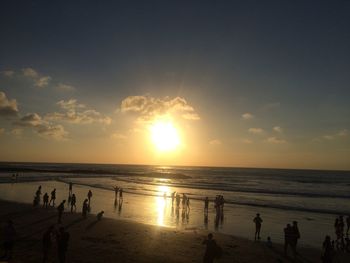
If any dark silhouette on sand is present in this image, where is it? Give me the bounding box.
[82,198,89,218]
[97,211,104,221]
[56,227,69,263]
[202,233,221,263]
[322,235,334,263]
[43,192,49,208]
[1,220,16,260]
[70,194,76,212]
[253,213,263,241]
[49,188,56,207]
[42,225,54,263]
[57,200,66,223]
[87,190,93,206]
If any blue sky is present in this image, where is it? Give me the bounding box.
[1,1,349,169]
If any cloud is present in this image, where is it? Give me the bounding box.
[273,126,283,133]
[0,91,19,117]
[262,102,280,111]
[120,95,200,122]
[13,113,68,140]
[0,128,4,135]
[265,137,287,144]
[321,129,348,141]
[46,99,111,125]
[56,83,76,92]
[22,67,51,88]
[11,128,22,137]
[242,139,253,144]
[209,139,222,145]
[242,113,254,120]
[1,70,14,77]
[111,132,127,140]
[248,128,264,134]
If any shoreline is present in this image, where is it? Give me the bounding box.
[1,199,342,263]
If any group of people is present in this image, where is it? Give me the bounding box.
[33,186,57,208]
[42,225,70,263]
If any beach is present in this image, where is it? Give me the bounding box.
[0,199,331,263]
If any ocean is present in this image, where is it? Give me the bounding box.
[0,162,349,247]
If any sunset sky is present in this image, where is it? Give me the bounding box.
[1,1,349,170]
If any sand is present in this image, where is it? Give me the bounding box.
[0,200,349,263]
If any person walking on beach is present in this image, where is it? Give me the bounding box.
[57,200,66,223]
[291,221,300,253]
[119,188,123,200]
[284,223,295,257]
[49,188,56,207]
[70,194,76,212]
[171,191,176,206]
[82,199,89,218]
[56,227,69,263]
[68,182,73,196]
[204,197,209,214]
[114,186,119,199]
[43,192,49,208]
[87,190,93,205]
[253,213,263,241]
[42,225,54,263]
[1,220,16,260]
[36,185,42,201]
[202,233,220,263]
[322,235,334,263]
[186,197,190,211]
[176,193,180,207]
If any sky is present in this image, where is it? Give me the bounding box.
[0,1,350,170]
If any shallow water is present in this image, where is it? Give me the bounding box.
[0,180,338,248]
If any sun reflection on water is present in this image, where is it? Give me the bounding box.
[155,185,169,226]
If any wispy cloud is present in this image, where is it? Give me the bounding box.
[262,102,280,111]
[0,91,19,117]
[265,137,287,144]
[111,132,127,140]
[46,99,111,125]
[242,113,254,120]
[11,128,22,137]
[22,67,51,88]
[209,139,222,145]
[56,83,76,92]
[242,138,253,144]
[320,129,348,141]
[1,70,14,77]
[14,113,68,140]
[120,95,200,122]
[273,126,283,133]
[248,127,264,134]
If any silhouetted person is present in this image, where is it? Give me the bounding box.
[266,236,272,248]
[82,199,88,218]
[204,197,209,214]
[57,200,66,223]
[36,185,42,203]
[291,221,300,252]
[119,188,123,200]
[346,215,350,235]
[56,227,69,263]
[42,225,54,263]
[114,186,119,199]
[87,190,93,205]
[253,213,263,241]
[322,235,333,263]
[70,194,76,212]
[176,194,180,207]
[49,188,56,207]
[171,191,175,206]
[1,220,16,260]
[43,193,49,208]
[182,194,186,208]
[97,211,104,221]
[68,182,73,196]
[202,233,218,263]
[284,223,296,257]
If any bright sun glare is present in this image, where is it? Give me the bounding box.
[150,120,180,152]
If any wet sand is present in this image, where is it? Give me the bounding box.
[1,199,349,263]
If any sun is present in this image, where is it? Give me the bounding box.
[150,120,180,152]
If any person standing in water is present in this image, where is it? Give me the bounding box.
[204,197,209,215]
[87,190,93,205]
[43,192,49,208]
[253,213,263,241]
